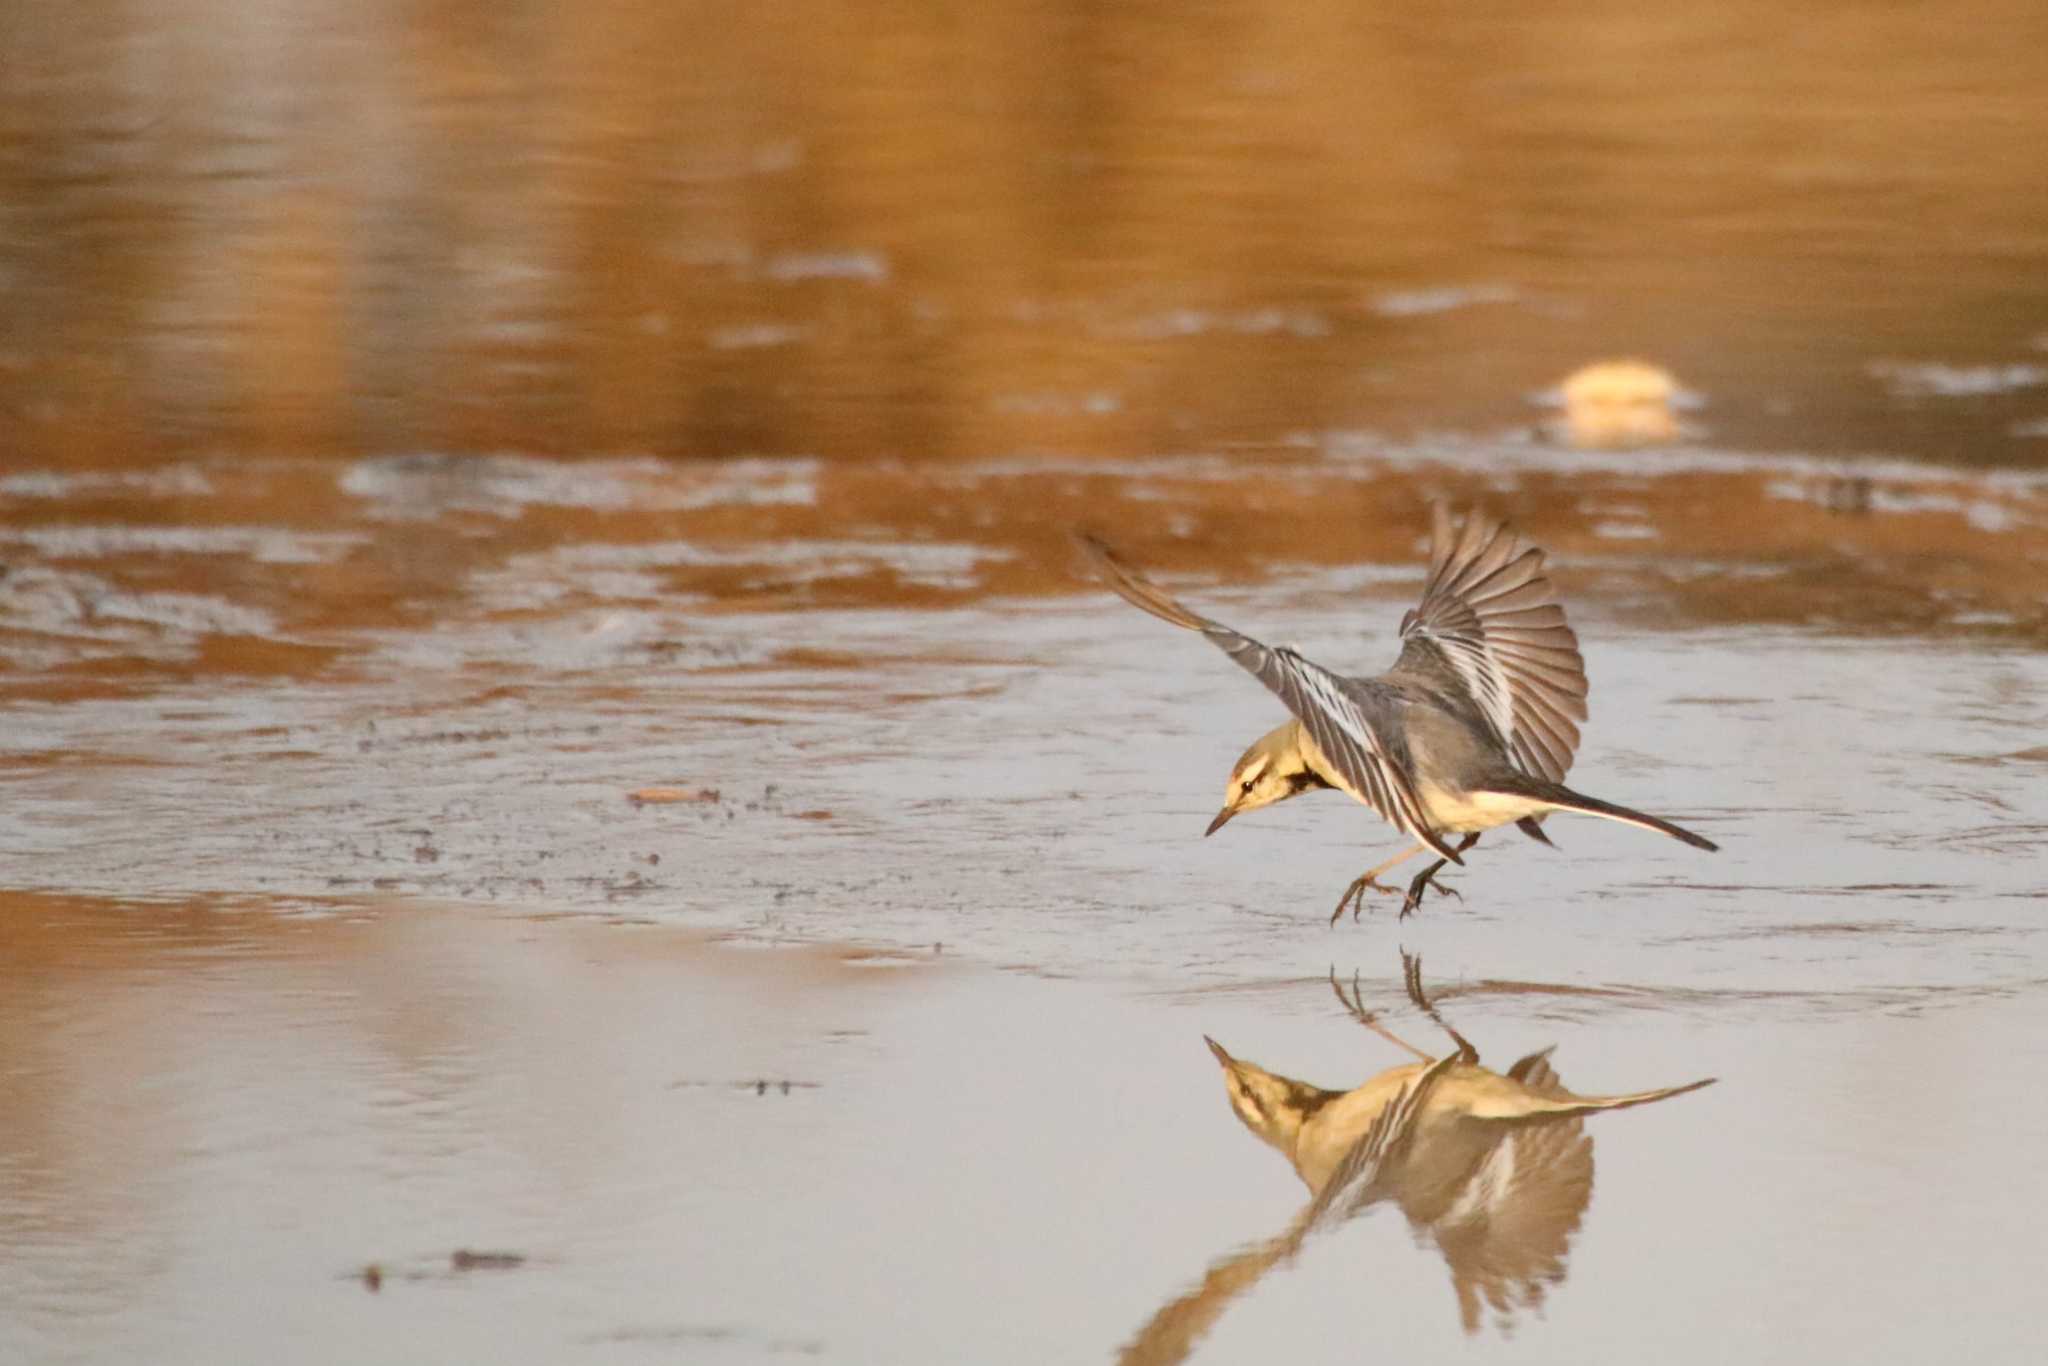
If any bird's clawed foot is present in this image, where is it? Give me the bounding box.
[1401,951,1478,1064]
[1327,967,1433,1061]
[1325,958,1477,1064]
[1330,875,1407,925]
[1396,873,1462,920]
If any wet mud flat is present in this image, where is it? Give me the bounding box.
[0,444,2042,947]
[0,444,2044,1362]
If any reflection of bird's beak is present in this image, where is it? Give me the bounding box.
[1203,1035,1233,1065]
[1205,806,1235,837]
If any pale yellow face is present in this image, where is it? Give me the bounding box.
[1225,751,1291,809]
[1206,1038,1308,1153]
[1207,724,1315,835]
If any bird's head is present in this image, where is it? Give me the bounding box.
[1204,1036,1323,1155]
[1206,721,1327,836]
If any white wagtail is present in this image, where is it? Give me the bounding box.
[1078,507,1718,920]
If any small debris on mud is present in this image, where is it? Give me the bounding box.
[627,786,720,805]
[348,1249,533,1289]
[669,1078,821,1095]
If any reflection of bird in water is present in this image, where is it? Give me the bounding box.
[1118,960,1713,1363]
[1080,507,1718,921]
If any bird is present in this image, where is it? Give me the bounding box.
[1200,987,1713,1336]
[1117,961,1713,1359]
[1206,1022,1712,1200]
[1077,507,1719,920]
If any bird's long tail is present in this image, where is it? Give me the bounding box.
[1469,1076,1718,1122]
[1462,1047,1716,1121]
[1515,780,1719,851]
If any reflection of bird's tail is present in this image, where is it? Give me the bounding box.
[1508,780,1719,851]
[1514,1076,1717,1118]
[1469,1052,1716,1122]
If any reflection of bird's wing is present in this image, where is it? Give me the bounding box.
[1431,1116,1593,1335]
[1080,534,1459,862]
[1386,506,1588,784]
[1311,1051,1463,1225]
[1117,1052,1461,1366]
[1115,1226,1299,1366]
[1419,1053,1711,1336]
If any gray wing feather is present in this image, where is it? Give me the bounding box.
[1078,534,1459,862]
[1308,1051,1462,1226]
[1390,506,1589,784]
[1277,653,1458,861]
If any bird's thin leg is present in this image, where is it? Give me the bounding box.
[1401,951,1477,1064]
[1330,844,1429,925]
[1398,833,1481,920]
[1327,967,1433,1061]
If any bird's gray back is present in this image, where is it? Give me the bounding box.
[1331,672,1509,788]
[1329,674,1422,773]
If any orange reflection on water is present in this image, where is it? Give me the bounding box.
[5,2,2048,464]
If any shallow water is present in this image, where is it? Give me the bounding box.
[2,441,2045,1363]
[3,901,2045,1365]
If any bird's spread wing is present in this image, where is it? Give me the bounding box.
[1117,1049,1457,1366]
[1078,534,1458,861]
[1281,658,1460,861]
[1389,506,1589,784]
[1308,1051,1462,1227]
[1431,1118,1593,1335]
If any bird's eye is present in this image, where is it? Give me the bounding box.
[1240,779,1255,794]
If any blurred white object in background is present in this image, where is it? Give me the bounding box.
[1556,358,1687,447]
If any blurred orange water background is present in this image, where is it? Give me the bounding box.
[6,0,2048,467]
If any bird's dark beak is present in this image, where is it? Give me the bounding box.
[1204,1035,1233,1065]
[1205,806,1235,837]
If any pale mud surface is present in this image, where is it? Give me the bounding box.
[2,445,2045,1363]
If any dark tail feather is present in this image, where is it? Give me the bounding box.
[1515,816,1556,848]
[1520,782,1719,851]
